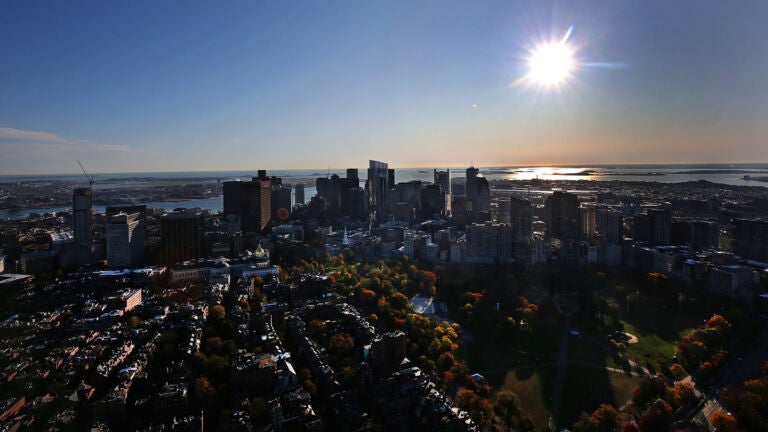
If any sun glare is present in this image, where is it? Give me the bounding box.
[527,42,575,87]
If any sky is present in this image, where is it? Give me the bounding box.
[1,0,767,174]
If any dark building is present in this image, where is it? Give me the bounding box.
[271,186,292,222]
[73,187,93,267]
[420,184,446,220]
[465,166,490,214]
[650,208,671,246]
[691,220,719,250]
[316,169,364,221]
[596,208,623,244]
[294,184,305,206]
[392,180,422,217]
[433,168,451,216]
[545,191,579,241]
[732,218,768,261]
[223,178,272,233]
[160,210,205,265]
[73,187,93,246]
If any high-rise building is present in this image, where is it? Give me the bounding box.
[650,208,671,246]
[433,168,451,216]
[466,222,514,263]
[578,207,596,240]
[420,184,446,219]
[545,191,579,241]
[465,166,490,214]
[107,212,141,268]
[596,209,623,244]
[160,210,205,265]
[294,184,305,206]
[368,160,389,222]
[73,188,93,246]
[316,169,364,220]
[73,187,93,267]
[107,205,146,265]
[498,197,533,240]
[732,218,768,261]
[271,186,292,221]
[223,177,271,234]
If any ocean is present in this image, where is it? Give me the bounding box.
[2,164,767,219]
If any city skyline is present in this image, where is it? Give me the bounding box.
[2,1,767,174]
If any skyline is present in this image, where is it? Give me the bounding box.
[2,1,768,174]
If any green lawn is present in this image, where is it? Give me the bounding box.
[621,321,692,371]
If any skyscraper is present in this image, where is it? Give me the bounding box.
[73,187,93,267]
[107,204,147,265]
[294,184,305,206]
[107,212,141,268]
[73,188,93,246]
[545,191,579,241]
[223,177,271,234]
[433,168,451,216]
[596,209,623,244]
[160,210,205,265]
[465,166,490,214]
[368,160,389,222]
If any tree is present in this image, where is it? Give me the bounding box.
[329,333,354,357]
[708,412,737,432]
[494,391,524,431]
[591,404,619,432]
[209,304,226,321]
[390,292,409,310]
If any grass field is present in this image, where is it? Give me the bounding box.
[621,321,692,371]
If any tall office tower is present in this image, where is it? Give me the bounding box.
[107,205,147,265]
[498,197,533,239]
[316,169,364,220]
[107,212,141,268]
[690,220,719,250]
[578,207,597,240]
[465,166,490,213]
[73,187,93,267]
[393,181,422,209]
[271,186,292,221]
[732,218,768,261]
[368,160,389,222]
[466,222,514,263]
[420,184,446,219]
[545,191,579,240]
[242,179,272,233]
[433,168,451,215]
[223,177,272,233]
[73,188,93,246]
[596,209,624,244]
[650,208,671,246]
[160,210,205,265]
[387,169,395,190]
[294,184,305,205]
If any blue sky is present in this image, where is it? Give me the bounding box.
[1,1,766,174]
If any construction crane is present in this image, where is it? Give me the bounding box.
[77,160,94,190]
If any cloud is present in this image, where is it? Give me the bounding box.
[0,126,68,143]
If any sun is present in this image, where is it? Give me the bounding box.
[527,41,575,87]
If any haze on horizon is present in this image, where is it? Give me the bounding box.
[1,1,767,175]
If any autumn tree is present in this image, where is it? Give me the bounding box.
[708,412,737,432]
[329,333,354,357]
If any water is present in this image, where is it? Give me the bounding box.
[2,164,767,219]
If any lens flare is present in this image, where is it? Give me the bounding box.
[527,42,575,87]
